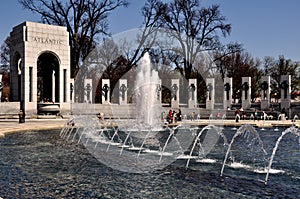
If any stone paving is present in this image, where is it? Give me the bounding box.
[0,118,67,138]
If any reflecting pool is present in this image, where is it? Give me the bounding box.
[0,126,299,198]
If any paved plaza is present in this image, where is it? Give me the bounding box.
[0,118,67,138]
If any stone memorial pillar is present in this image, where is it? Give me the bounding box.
[84,79,93,103]
[261,76,270,110]
[242,77,251,109]
[206,78,215,110]
[280,75,291,118]
[102,79,110,104]
[223,77,232,110]
[188,79,197,108]
[119,79,127,105]
[171,79,179,108]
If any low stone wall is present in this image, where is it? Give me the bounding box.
[1,102,299,120]
[70,103,222,120]
[0,102,20,116]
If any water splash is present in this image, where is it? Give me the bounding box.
[106,127,122,151]
[119,130,134,155]
[134,51,161,127]
[159,126,180,162]
[220,124,267,177]
[185,125,227,169]
[264,126,300,185]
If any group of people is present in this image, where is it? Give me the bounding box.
[165,109,182,124]
[234,107,247,122]
[235,108,277,122]
[235,107,263,122]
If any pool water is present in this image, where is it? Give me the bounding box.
[0,127,299,198]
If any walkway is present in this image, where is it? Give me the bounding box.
[0,118,67,138]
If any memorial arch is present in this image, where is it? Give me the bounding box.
[10,21,71,114]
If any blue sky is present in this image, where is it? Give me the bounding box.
[1,0,300,61]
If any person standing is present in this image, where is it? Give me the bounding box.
[177,109,182,121]
[18,109,25,123]
[235,108,240,122]
[167,109,173,124]
[254,109,258,121]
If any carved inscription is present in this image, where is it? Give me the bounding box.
[32,37,63,45]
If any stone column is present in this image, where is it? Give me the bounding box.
[171,79,179,108]
[52,71,55,102]
[261,76,270,110]
[280,75,291,118]
[84,79,93,103]
[223,77,232,110]
[102,79,110,104]
[119,79,127,105]
[188,79,197,108]
[206,78,215,110]
[242,77,251,109]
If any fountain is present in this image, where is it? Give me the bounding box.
[59,52,299,186]
[60,52,203,173]
[184,125,227,169]
[261,111,267,130]
[2,124,300,198]
[264,126,300,185]
[134,52,161,128]
[54,52,300,196]
[220,124,267,177]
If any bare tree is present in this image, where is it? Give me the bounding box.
[262,56,275,76]
[216,52,262,102]
[143,0,242,79]
[214,42,243,80]
[0,37,11,100]
[0,37,10,72]
[268,55,299,98]
[90,0,167,102]
[19,0,128,78]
